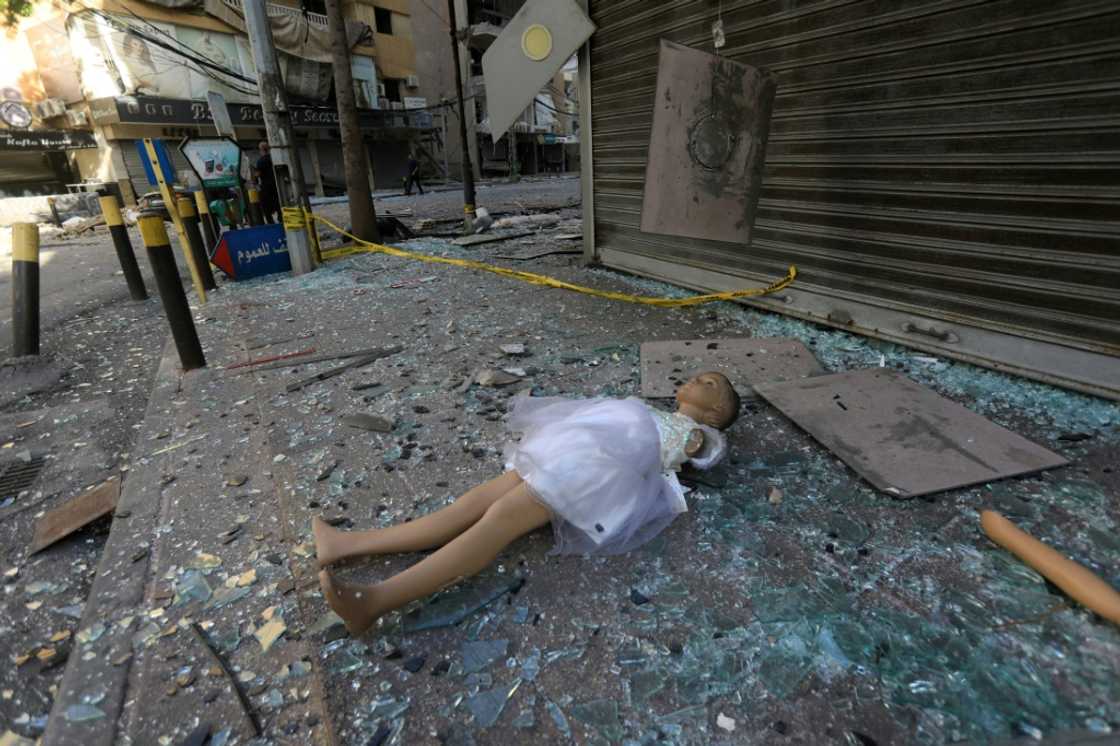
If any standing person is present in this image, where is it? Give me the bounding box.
[253,141,281,224]
[403,151,424,196]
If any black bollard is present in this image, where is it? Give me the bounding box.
[246,187,264,226]
[98,193,147,301]
[177,197,217,291]
[138,212,206,370]
[193,190,219,251]
[10,223,39,357]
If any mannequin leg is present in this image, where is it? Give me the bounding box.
[319,482,549,635]
[314,471,523,566]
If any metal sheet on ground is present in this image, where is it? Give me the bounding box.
[29,476,120,554]
[640,338,823,398]
[639,40,776,245]
[753,369,1068,498]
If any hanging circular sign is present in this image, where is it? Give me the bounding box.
[521,24,553,61]
[0,101,33,129]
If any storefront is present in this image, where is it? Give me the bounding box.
[0,129,96,197]
[87,95,432,199]
[580,0,1120,400]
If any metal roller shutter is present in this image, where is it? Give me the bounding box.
[584,0,1120,399]
[121,140,193,196]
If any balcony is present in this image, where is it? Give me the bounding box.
[219,0,329,29]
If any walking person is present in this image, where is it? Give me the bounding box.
[403,151,424,196]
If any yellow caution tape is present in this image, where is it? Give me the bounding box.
[307,211,797,308]
[281,207,307,230]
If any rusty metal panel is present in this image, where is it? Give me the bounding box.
[585,0,1120,396]
[639,337,821,398]
[754,369,1068,498]
[639,40,776,245]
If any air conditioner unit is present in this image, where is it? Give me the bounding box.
[35,98,66,119]
[66,109,89,126]
[378,83,387,96]
[405,75,420,88]
[390,101,404,110]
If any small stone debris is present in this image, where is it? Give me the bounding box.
[341,413,394,433]
[476,369,522,387]
[629,588,651,606]
[768,487,784,505]
[717,713,736,732]
[316,460,340,481]
[254,617,286,653]
[225,475,249,487]
[500,343,528,356]
[402,655,427,673]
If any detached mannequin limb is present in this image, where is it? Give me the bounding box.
[319,481,550,635]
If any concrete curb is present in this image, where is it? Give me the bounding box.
[42,337,184,746]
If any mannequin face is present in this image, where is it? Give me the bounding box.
[675,372,738,428]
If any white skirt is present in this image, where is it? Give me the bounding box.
[503,396,688,555]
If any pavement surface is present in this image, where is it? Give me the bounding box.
[3,176,1119,746]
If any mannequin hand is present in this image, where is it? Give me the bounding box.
[684,428,705,457]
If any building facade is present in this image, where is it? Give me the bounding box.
[580,0,1120,400]
[2,0,432,201]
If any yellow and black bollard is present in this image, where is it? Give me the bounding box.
[10,223,39,357]
[225,199,242,229]
[98,193,148,301]
[193,190,219,250]
[246,188,264,226]
[177,197,217,292]
[138,212,206,370]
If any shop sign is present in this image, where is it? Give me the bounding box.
[179,137,242,188]
[0,129,97,151]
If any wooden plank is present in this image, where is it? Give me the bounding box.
[29,477,121,555]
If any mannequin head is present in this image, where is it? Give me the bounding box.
[675,371,740,429]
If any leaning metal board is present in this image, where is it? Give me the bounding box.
[640,40,777,245]
[753,369,1068,498]
[640,338,823,398]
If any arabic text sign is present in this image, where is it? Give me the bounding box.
[180,137,242,188]
[210,224,290,281]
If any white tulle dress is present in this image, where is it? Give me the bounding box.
[503,395,727,555]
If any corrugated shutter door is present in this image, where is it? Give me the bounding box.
[587,0,1120,398]
[121,140,194,196]
[0,152,57,185]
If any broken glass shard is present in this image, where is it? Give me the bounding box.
[570,699,622,741]
[460,640,508,674]
[465,680,519,728]
[402,577,521,634]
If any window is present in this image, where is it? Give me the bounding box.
[382,78,401,102]
[374,7,392,34]
[302,0,326,15]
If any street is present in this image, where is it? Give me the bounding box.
[2,178,1117,745]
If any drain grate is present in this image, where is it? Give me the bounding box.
[0,455,47,502]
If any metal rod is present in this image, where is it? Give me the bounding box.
[10,223,39,357]
[138,212,206,370]
[177,197,217,291]
[447,0,477,231]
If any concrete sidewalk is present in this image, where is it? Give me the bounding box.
[42,227,1120,745]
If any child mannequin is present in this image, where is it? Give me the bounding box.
[316,372,741,635]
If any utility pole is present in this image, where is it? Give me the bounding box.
[446,0,476,232]
[242,0,315,274]
[324,0,380,243]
